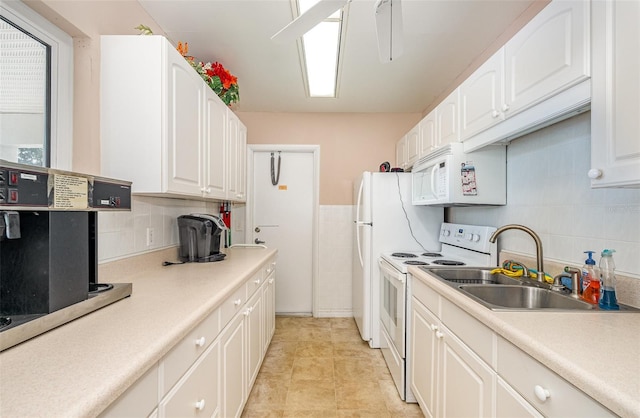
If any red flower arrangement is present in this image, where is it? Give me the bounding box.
[177,41,239,106]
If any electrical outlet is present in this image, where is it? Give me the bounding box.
[146,227,154,247]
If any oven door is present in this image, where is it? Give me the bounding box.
[379,258,406,357]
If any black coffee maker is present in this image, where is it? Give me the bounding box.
[177,214,227,262]
[0,160,132,349]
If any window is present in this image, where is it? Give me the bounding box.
[0,0,72,169]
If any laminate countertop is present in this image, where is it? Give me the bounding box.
[410,266,640,418]
[0,246,277,417]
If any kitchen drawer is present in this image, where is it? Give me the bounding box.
[220,285,247,329]
[245,270,263,299]
[264,258,276,277]
[440,297,494,367]
[100,364,159,418]
[161,308,220,395]
[160,339,219,418]
[410,275,440,314]
[497,338,615,417]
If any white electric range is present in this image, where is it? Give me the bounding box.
[378,223,497,402]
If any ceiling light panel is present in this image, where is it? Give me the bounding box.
[302,21,341,97]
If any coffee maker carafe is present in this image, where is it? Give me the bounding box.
[177,214,227,262]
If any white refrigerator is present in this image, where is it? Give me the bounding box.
[352,172,443,348]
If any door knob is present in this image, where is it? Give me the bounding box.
[255,238,265,244]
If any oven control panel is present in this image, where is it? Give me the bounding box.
[440,223,497,253]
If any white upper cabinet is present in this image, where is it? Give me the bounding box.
[166,51,205,195]
[202,88,228,199]
[590,0,640,188]
[504,0,590,116]
[460,0,591,151]
[406,125,421,167]
[396,135,408,170]
[227,111,247,201]
[460,49,505,140]
[100,35,246,201]
[435,89,460,147]
[419,111,436,157]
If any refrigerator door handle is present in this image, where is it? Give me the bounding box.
[355,179,366,267]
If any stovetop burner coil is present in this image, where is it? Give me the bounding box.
[422,252,443,257]
[404,260,429,266]
[432,260,466,266]
[391,252,418,258]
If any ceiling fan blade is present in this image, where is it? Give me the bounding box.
[271,0,349,44]
[375,0,404,63]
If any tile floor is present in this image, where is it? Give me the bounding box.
[242,316,424,417]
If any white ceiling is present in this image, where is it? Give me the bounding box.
[139,0,536,113]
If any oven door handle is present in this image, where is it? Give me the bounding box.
[379,259,406,284]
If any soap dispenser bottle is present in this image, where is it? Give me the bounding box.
[598,249,619,310]
[581,251,600,304]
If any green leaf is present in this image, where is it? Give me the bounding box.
[134,24,153,35]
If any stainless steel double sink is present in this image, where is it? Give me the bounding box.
[419,267,639,312]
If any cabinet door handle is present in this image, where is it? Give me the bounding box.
[269,278,274,284]
[502,103,510,112]
[435,331,444,339]
[430,324,438,332]
[534,385,550,402]
[195,399,206,411]
[254,279,261,285]
[588,168,603,179]
[234,299,242,306]
[195,336,206,347]
[491,110,500,118]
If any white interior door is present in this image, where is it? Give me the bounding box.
[251,150,314,314]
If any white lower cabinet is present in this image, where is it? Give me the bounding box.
[220,313,246,418]
[160,340,219,418]
[496,377,543,418]
[410,275,614,418]
[497,338,615,417]
[245,289,263,390]
[262,264,276,354]
[102,257,276,418]
[438,325,493,417]
[410,294,493,418]
[100,364,159,418]
[410,296,439,418]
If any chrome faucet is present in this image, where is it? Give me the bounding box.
[489,224,546,283]
[552,268,582,298]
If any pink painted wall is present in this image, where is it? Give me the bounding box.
[238,112,420,205]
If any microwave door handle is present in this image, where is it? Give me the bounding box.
[430,164,439,199]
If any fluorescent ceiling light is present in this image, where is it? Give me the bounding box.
[298,0,343,97]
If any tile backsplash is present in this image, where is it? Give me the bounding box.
[450,112,640,278]
[317,205,354,317]
[98,196,221,262]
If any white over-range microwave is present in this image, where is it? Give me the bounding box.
[412,143,506,206]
